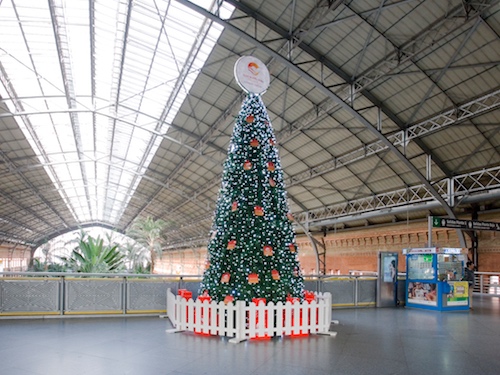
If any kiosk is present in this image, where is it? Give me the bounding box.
[404,247,469,311]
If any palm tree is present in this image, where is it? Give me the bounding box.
[126,216,167,273]
[122,241,151,273]
[60,231,125,273]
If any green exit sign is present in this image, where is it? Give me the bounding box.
[431,216,500,231]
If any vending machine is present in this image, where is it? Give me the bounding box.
[404,247,469,311]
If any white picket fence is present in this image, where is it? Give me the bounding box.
[165,289,337,343]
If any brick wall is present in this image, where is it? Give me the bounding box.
[157,216,500,275]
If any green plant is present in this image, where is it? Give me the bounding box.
[126,216,168,273]
[60,231,125,273]
[29,258,67,272]
[122,241,151,273]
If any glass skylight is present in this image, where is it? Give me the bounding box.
[0,0,233,226]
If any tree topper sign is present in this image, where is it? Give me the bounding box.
[234,56,270,94]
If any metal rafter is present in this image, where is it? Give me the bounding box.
[125,23,344,228]
[160,0,346,223]
[63,154,212,212]
[352,0,497,94]
[109,3,172,222]
[285,88,500,187]
[175,0,482,247]
[163,164,500,248]
[129,0,353,228]
[89,0,100,227]
[142,0,499,246]
[103,0,133,221]
[343,1,486,177]
[350,0,387,80]
[122,89,245,228]
[0,189,44,237]
[281,125,391,204]
[285,0,345,56]
[120,2,249,229]
[1,0,497,250]
[314,0,424,31]
[112,2,216,222]
[398,15,499,157]
[32,221,126,248]
[405,18,482,123]
[48,0,93,219]
[0,232,36,247]
[0,85,70,231]
[294,165,500,227]
[266,0,495,181]
[453,124,500,173]
[222,0,453,178]
[160,1,375,210]
[0,106,217,161]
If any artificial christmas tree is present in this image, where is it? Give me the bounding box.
[199,57,305,304]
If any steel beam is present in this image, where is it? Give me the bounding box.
[178,0,467,246]
[285,88,500,187]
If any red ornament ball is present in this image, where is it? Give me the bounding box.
[263,245,273,256]
[248,273,259,284]
[243,160,252,170]
[304,291,315,303]
[221,272,231,283]
[271,269,280,280]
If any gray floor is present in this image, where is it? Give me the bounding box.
[1,296,499,375]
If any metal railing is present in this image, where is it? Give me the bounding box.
[1,271,497,317]
[0,271,183,316]
[474,272,500,295]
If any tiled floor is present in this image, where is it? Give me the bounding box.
[1,296,499,375]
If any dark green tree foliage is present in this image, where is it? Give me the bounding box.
[199,94,304,304]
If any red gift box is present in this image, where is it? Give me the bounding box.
[178,289,192,300]
[304,291,315,303]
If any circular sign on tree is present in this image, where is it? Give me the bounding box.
[234,56,270,95]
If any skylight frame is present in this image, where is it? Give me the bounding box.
[0,0,234,227]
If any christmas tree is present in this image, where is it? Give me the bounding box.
[199,92,305,304]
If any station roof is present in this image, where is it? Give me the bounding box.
[1,0,499,249]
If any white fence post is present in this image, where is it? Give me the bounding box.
[166,289,185,333]
[229,300,247,343]
[166,291,337,340]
